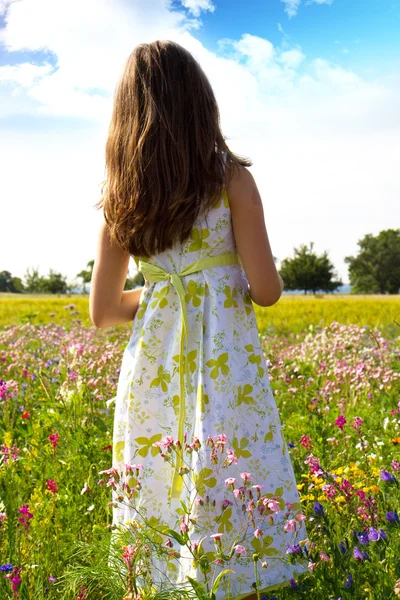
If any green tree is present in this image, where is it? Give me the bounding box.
[24,267,46,293]
[42,269,68,295]
[77,260,95,294]
[125,271,145,290]
[345,229,400,294]
[0,271,15,292]
[12,276,25,293]
[279,242,342,294]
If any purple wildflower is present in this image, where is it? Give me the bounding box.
[357,531,369,545]
[386,511,399,522]
[345,574,353,588]
[368,527,380,542]
[339,541,347,555]
[313,502,325,516]
[0,564,14,572]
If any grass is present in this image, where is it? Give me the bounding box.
[1,293,399,336]
[0,293,399,598]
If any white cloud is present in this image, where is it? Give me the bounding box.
[0,62,53,86]
[282,0,333,18]
[279,48,305,69]
[281,0,301,18]
[180,0,215,17]
[0,0,399,285]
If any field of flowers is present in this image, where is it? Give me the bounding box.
[0,295,399,599]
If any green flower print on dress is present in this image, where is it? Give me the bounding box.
[114,440,125,462]
[232,436,252,459]
[243,293,252,316]
[137,301,148,320]
[150,365,171,392]
[251,535,280,558]
[135,433,163,458]
[197,384,209,413]
[193,467,217,496]
[237,384,255,406]
[215,507,233,533]
[188,228,210,252]
[173,349,198,375]
[206,352,230,379]
[151,286,169,309]
[185,280,205,307]
[223,285,238,308]
[245,344,265,377]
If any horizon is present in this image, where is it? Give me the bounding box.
[1,0,399,282]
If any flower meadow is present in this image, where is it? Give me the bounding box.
[0,299,399,599]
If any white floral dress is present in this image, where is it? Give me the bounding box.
[110,187,308,598]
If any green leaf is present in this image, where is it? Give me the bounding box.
[211,569,234,597]
[92,416,107,432]
[166,529,186,546]
[186,576,208,600]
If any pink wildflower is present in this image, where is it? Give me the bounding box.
[5,566,22,596]
[215,434,227,447]
[76,587,87,600]
[122,544,138,567]
[225,449,238,465]
[46,479,58,494]
[254,528,263,538]
[351,417,364,431]
[264,498,281,513]
[296,513,307,521]
[225,477,237,488]
[240,472,252,482]
[284,519,297,533]
[335,415,346,430]
[319,552,330,562]
[48,432,60,449]
[180,517,189,534]
[234,544,247,556]
[17,504,33,532]
[300,435,313,450]
[322,484,337,500]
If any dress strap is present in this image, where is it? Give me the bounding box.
[138,252,239,497]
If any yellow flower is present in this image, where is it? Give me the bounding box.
[336,496,346,504]
[297,484,305,491]
[3,432,12,447]
[370,485,379,494]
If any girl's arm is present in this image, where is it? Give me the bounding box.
[228,165,284,307]
[89,217,143,328]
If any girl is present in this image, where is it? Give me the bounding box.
[90,40,307,599]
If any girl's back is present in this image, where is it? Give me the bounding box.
[90,40,308,599]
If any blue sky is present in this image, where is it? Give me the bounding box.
[0,0,399,284]
[196,0,400,71]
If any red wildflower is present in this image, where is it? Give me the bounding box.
[46,479,58,494]
[48,432,60,449]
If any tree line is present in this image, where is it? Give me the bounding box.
[1,229,399,295]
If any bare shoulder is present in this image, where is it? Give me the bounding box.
[226,164,262,209]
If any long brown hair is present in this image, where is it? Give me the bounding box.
[96,40,252,258]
